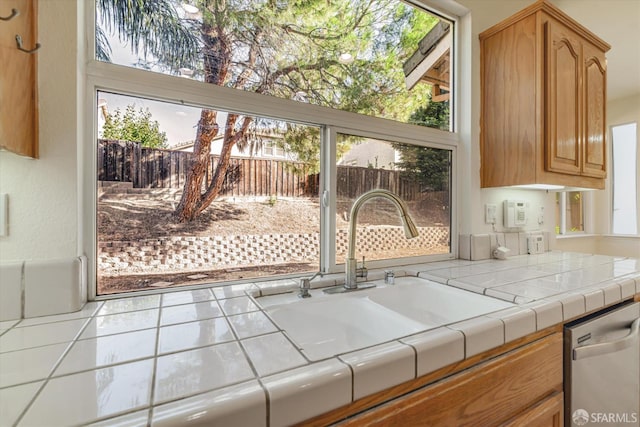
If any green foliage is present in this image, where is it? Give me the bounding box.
[393,94,451,191]
[281,125,354,175]
[102,105,168,148]
[408,94,450,130]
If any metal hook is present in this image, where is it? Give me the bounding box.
[0,8,19,21]
[15,34,40,54]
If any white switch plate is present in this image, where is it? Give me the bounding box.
[538,206,544,225]
[0,193,7,237]
[485,204,497,224]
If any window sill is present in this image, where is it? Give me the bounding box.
[555,233,598,240]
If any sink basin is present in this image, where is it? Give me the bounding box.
[258,276,514,361]
[265,295,426,361]
[366,277,515,326]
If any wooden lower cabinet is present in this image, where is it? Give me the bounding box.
[336,333,563,427]
[502,392,564,427]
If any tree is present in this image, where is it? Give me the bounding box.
[97,0,437,221]
[393,94,451,191]
[102,105,168,148]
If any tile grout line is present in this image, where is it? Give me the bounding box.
[147,293,165,425]
[19,261,25,320]
[12,311,97,426]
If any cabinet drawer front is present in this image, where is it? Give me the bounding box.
[339,333,563,427]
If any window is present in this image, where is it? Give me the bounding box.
[611,123,638,235]
[87,0,458,296]
[262,140,287,158]
[555,191,585,235]
[334,133,452,267]
[95,0,453,129]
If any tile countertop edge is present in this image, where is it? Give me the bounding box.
[1,254,639,426]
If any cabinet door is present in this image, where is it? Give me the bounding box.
[545,20,581,176]
[501,392,564,427]
[0,0,38,158]
[582,42,607,178]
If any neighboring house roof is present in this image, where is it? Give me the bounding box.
[172,133,292,160]
[403,21,451,102]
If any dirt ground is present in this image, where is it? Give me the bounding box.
[97,192,449,294]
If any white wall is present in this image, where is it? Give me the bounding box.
[0,0,83,261]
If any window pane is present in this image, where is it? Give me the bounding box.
[612,123,638,235]
[335,133,452,266]
[565,191,584,233]
[554,192,561,234]
[96,92,320,294]
[95,0,451,129]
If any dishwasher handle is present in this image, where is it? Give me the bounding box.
[573,317,640,361]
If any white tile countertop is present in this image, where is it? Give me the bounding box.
[1,251,639,426]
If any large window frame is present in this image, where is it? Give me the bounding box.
[83,2,461,299]
[610,122,639,235]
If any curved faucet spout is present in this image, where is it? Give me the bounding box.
[345,189,419,289]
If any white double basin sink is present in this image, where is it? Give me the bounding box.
[257,276,514,361]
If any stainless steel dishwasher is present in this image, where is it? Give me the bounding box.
[564,301,640,426]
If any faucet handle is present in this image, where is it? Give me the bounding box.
[384,270,395,285]
[356,256,368,279]
[298,278,312,298]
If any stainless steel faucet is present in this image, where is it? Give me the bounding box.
[344,189,419,289]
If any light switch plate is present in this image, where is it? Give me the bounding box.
[485,204,497,224]
[0,193,7,237]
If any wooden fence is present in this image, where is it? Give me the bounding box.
[97,139,431,201]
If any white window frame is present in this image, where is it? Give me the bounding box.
[83,1,461,299]
[610,122,639,236]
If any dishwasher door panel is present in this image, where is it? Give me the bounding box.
[565,302,640,426]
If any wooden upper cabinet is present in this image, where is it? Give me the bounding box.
[546,20,582,176]
[479,0,610,189]
[0,0,38,158]
[582,41,607,178]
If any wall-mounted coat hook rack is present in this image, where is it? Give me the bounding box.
[15,34,40,53]
[0,8,19,21]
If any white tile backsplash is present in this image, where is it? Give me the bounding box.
[1,257,87,321]
[458,234,471,260]
[470,234,491,260]
[24,257,85,318]
[0,261,22,321]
